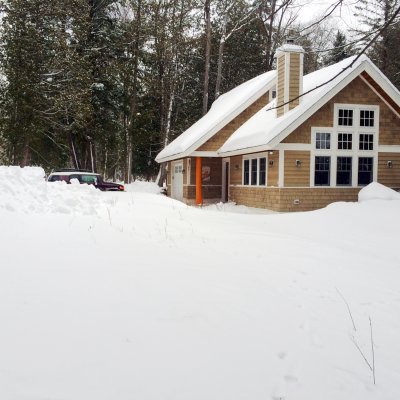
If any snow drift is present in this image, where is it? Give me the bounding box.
[0,167,399,400]
[0,166,110,215]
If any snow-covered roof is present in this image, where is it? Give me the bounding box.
[219,55,400,155]
[156,70,276,163]
[156,54,400,162]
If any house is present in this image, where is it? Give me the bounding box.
[156,43,400,212]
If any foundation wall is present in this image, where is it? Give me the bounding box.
[229,186,360,212]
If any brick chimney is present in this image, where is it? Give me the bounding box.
[275,40,304,117]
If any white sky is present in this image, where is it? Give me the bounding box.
[298,0,360,33]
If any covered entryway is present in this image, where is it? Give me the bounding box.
[172,162,183,201]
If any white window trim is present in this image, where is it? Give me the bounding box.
[310,103,379,188]
[242,153,268,187]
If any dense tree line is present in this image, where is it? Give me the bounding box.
[0,0,399,181]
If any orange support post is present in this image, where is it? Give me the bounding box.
[196,156,203,206]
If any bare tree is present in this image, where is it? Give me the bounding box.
[202,0,212,115]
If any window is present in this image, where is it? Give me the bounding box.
[337,157,352,186]
[243,156,267,186]
[316,132,331,149]
[338,109,353,126]
[259,158,266,186]
[251,159,258,186]
[244,160,250,185]
[358,157,373,186]
[360,110,375,127]
[315,156,330,186]
[359,134,374,150]
[81,175,98,184]
[338,133,352,150]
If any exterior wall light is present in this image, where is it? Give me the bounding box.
[269,160,274,167]
[387,160,393,168]
[296,159,301,167]
[235,164,240,170]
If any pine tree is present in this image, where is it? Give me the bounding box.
[325,30,354,66]
[355,0,400,88]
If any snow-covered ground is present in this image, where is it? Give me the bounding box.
[0,166,399,400]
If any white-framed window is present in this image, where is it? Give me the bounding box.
[359,133,374,150]
[316,132,331,149]
[314,156,331,186]
[310,104,379,187]
[243,154,268,186]
[338,133,353,150]
[338,108,354,126]
[336,156,352,186]
[360,110,375,127]
[358,157,374,186]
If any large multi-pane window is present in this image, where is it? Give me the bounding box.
[243,157,267,186]
[359,134,374,150]
[316,132,331,149]
[360,110,375,127]
[315,156,331,186]
[338,133,352,150]
[338,109,353,126]
[358,157,373,186]
[336,157,352,186]
[312,105,378,188]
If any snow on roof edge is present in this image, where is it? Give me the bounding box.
[156,71,276,163]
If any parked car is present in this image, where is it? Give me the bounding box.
[47,169,125,191]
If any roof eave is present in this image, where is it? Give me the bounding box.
[155,76,276,164]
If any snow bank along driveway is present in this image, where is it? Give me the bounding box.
[0,167,399,400]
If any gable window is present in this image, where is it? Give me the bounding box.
[243,156,267,186]
[358,157,373,186]
[338,133,352,150]
[359,134,374,150]
[316,132,331,149]
[360,110,375,127]
[337,157,352,186]
[338,109,353,126]
[315,156,330,186]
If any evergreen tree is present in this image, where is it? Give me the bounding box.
[325,30,354,66]
[355,0,400,88]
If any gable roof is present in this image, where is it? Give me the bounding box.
[219,55,400,155]
[156,55,400,163]
[155,70,276,163]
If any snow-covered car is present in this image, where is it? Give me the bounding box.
[47,170,124,191]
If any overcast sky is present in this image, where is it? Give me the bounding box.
[299,0,360,33]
